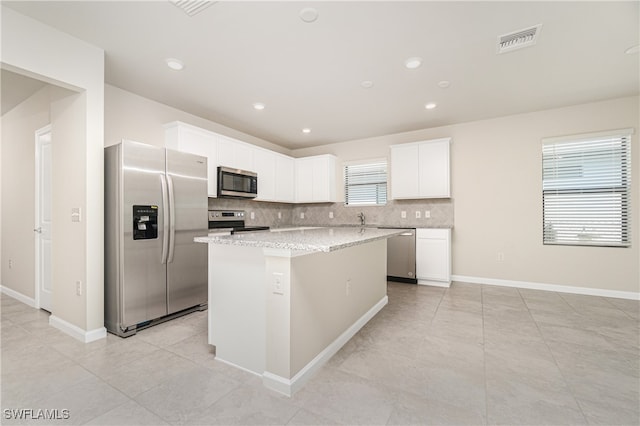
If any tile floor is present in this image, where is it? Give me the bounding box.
[1,282,639,425]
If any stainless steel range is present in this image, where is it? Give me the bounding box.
[208,210,270,234]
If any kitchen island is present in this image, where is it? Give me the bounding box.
[195,227,403,396]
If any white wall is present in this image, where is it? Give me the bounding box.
[292,96,640,295]
[0,86,50,299]
[1,6,105,336]
[105,85,291,155]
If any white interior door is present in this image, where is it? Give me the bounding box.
[36,125,53,312]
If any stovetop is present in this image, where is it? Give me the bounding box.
[208,210,269,233]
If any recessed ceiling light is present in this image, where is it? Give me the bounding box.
[302,128,311,134]
[166,58,184,71]
[437,80,451,89]
[253,102,265,110]
[404,57,423,69]
[625,44,640,54]
[361,80,374,89]
[425,102,437,110]
[299,7,318,23]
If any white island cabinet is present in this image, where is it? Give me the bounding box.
[195,227,402,396]
[390,138,450,199]
[416,228,451,286]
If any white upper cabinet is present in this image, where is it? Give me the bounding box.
[254,149,295,203]
[165,122,218,197]
[165,121,296,203]
[390,138,450,199]
[295,154,337,203]
[275,154,295,203]
[217,135,254,172]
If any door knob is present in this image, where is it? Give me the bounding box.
[33,227,42,233]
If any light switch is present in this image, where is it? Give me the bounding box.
[415,211,421,219]
[250,211,255,220]
[329,212,334,219]
[278,212,282,220]
[425,210,431,218]
[71,207,81,222]
[401,211,407,219]
[300,212,305,219]
[272,272,284,295]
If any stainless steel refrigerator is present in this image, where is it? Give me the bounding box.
[105,140,208,337]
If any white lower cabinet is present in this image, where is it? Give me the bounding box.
[416,228,451,287]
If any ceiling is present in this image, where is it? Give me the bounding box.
[1,69,47,116]
[3,1,639,149]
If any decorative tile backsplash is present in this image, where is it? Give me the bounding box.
[209,198,453,229]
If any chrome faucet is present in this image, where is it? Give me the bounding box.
[357,212,365,226]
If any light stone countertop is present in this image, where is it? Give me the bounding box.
[195,227,405,253]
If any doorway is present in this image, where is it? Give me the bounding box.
[35,125,52,312]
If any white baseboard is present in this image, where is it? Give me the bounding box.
[263,295,388,397]
[418,279,451,288]
[451,275,640,301]
[0,285,36,308]
[49,315,107,343]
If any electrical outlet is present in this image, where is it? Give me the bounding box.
[8,259,13,269]
[425,210,431,218]
[497,252,505,262]
[300,212,305,219]
[272,272,284,295]
[415,211,421,219]
[401,211,407,219]
[346,279,351,296]
[329,211,334,219]
[76,280,82,296]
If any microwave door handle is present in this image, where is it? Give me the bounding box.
[160,174,169,264]
[167,174,176,263]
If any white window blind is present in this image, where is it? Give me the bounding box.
[344,161,387,206]
[542,130,632,247]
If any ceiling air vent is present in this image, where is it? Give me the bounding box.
[169,0,215,17]
[497,24,542,54]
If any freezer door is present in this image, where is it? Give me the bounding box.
[166,149,208,314]
[121,141,168,328]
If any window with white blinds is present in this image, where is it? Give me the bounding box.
[344,161,387,206]
[542,129,632,247]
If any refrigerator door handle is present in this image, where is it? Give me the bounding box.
[167,174,176,263]
[160,174,169,264]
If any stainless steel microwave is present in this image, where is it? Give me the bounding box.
[217,166,258,199]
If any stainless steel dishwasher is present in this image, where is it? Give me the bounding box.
[385,228,417,284]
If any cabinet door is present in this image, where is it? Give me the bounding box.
[275,155,295,203]
[165,124,218,197]
[253,149,276,201]
[391,144,420,199]
[416,228,451,285]
[311,157,330,201]
[295,155,336,203]
[217,136,254,171]
[419,140,450,198]
[295,158,314,203]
